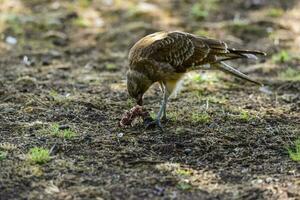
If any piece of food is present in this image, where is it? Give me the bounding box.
[119,105,152,127]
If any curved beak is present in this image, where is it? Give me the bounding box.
[136,94,143,106]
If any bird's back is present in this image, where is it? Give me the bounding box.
[128,31,168,65]
[128,31,227,71]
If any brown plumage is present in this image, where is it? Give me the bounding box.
[127,31,266,129]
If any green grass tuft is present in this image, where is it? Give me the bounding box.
[191,112,211,123]
[191,3,209,20]
[167,111,181,121]
[175,169,192,176]
[272,50,291,63]
[192,74,205,84]
[27,147,50,164]
[73,17,89,27]
[41,123,76,139]
[177,181,192,190]
[191,1,218,20]
[0,151,7,161]
[126,98,135,108]
[105,63,118,71]
[237,110,252,122]
[267,8,284,18]
[288,139,300,162]
[50,124,76,139]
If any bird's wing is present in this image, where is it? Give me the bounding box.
[143,32,200,69]
[184,35,230,66]
[143,32,232,72]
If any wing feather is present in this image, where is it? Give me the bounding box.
[143,32,196,69]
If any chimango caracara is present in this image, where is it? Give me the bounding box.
[126,31,266,129]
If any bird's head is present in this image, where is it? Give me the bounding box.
[127,70,152,106]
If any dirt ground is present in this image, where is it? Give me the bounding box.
[0,0,300,199]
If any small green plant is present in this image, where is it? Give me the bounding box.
[175,169,192,176]
[5,14,24,35]
[51,124,76,139]
[279,68,300,81]
[41,124,76,139]
[237,110,252,122]
[191,0,218,20]
[177,181,192,190]
[191,3,209,20]
[126,98,135,108]
[73,17,89,27]
[267,8,284,18]
[288,139,300,161]
[191,112,211,123]
[192,74,205,84]
[27,147,50,164]
[272,50,291,63]
[0,151,7,161]
[167,111,181,121]
[105,63,118,71]
[49,90,65,103]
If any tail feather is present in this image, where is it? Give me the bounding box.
[213,48,266,62]
[228,48,267,57]
[216,61,263,86]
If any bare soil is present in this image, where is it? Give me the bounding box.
[0,0,299,199]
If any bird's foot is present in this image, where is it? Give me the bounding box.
[161,114,168,122]
[144,118,164,131]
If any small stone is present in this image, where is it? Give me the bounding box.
[153,186,164,196]
[5,36,17,45]
[59,125,70,130]
[117,132,124,138]
[183,148,192,155]
[251,179,263,184]
[22,56,35,66]
[265,177,273,183]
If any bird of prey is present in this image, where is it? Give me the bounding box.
[126,31,266,129]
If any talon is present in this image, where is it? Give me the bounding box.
[161,115,168,122]
[145,119,164,131]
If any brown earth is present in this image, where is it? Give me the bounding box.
[0,0,299,199]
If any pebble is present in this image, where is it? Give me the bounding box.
[184,148,192,155]
[5,36,17,45]
[117,132,124,138]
